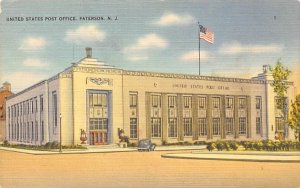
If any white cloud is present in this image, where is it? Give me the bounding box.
[181,50,211,62]
[22,58,49,67]
[64,25,106,45]
[219,41,284,55]
[0,72,48,93]
[123,33,168,61]
[19,37,47,51]
[154,12,195,26]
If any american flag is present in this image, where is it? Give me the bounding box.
[199,25,214,44]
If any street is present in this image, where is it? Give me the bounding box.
[0,150,299,188]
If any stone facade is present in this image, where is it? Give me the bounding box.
[5,49,296,145]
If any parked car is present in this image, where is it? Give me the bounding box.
[137,139,156,152]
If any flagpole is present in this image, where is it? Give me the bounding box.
[198,22,201,75]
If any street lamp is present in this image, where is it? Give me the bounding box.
[59,113,62,153]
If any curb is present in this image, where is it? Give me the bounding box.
[161,153,300,163]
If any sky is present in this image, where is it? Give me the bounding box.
[0,0,299,93]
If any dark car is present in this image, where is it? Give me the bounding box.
[137,139,156,152]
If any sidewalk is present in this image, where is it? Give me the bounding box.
[0,145,206,155]
[161,151,300,163]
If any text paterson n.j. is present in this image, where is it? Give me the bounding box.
[6,16,118,22]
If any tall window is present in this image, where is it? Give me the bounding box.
[31,99,34,113]
[52,92,58,127]
[151,118,161,137]
[213,118,221,136]
[183,96,192,108]
[239,98,246,109]
[168,96,176,108]
[239,117,247,135]
[275,117,284,131]
[151,95,161,108]
[256,117,261,134]
[41,121,44,142]
[212,97,220,108]
[130,118,138,138]
[40,95,44,112]
[168,118,177,137]
[225,97,234,109]
[275,98,283,110]
[256,97,261,109]
[129,93,137,107]
[198,96,206,109]
[225,118,234,135]
[198,118,207,136]
[35,121,38,141]
[34,97,38,113]
[183,118,192,136]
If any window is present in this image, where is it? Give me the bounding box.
[213,118,221,136]
[151,118,161,137]
[183,96,192,108]
[212,97,220,108]
[256,117,261,134]
[225,97,234,109]
[198,118,207,136]
[239,98,246,109]
[239,117,247,135]
[130,118,138,138]
[256,97,261,109]
[89,118,108,130]
[225,118,234,135]
[31,122,34,142]
[52,92,58,127]
[275,98,283,110]
[183,118,192,136]
[275,117,284,131]
[129,93,137,107]
[168,118,177,137]
[8,107,10,118]
[40,95,44,112]
[35,121,38,141]
[198,97,206,109]
[34,97,38,113]
[151,95,161,108]
[41,121,44,142]
[31,99,34,113]
[168,96,176,108]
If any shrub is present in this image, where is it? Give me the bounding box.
[3,140,9,146]
[206,142,216,151]
[223,142,230,151]
[229,141,239,151]
[254,141,263,151]
[216,141,224,151]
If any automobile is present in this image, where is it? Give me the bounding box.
[137,139,156,152]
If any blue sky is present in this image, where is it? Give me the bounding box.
[0,0,299,92]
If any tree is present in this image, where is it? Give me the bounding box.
[270,59,291,139]
[288,95,300,141]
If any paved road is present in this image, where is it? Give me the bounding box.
[0,150,300,188]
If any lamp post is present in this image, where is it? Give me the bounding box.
[59,113,62,153]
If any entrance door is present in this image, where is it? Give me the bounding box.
[88,92,109,145]
[89,131,108,145]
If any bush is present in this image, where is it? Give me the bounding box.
[206,142,216,151]
[229,141,239,151]
[223,142,230,151]
[216,141,224,151]
[3,140,9,146]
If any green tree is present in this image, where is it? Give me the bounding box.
[288,95,300,141]
[270,59,291,139]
